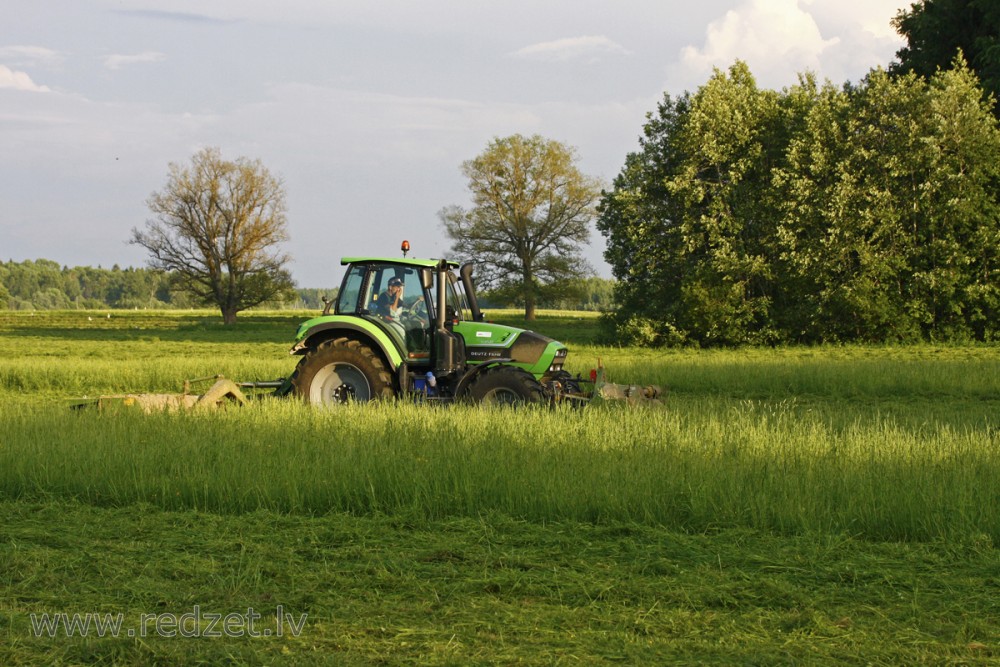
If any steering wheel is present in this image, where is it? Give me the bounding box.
[399,310,425,329]
[403,298,429,328]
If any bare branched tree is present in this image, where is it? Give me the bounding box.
[131,147,295,324]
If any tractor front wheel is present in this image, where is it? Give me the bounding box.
[466,366,545,406]
[291,338,394,406]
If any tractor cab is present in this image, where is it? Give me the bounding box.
[336,259,439,362]
[330,257,483,367]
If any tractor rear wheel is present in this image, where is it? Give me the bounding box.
[291,338,394,406]
[466,366,545,406]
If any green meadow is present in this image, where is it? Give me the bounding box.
[1,309,998,664]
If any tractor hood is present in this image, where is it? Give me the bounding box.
[454,321,568,375]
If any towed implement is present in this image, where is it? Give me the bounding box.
[70,376,281,413]
[74,243,661,410]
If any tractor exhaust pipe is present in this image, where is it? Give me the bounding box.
[459,262,484,322]
[435,260,448,332]
[434,259,464,377]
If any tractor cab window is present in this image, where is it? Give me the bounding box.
[452,274,474,322]
[450,273,469,322]
[336,264,366,314]
[428,271,464,323]
[369,265,427,316]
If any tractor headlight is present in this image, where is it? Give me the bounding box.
[549,348,568,373]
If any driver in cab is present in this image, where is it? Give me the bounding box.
[376,277,428,350]
[377,277,405,321]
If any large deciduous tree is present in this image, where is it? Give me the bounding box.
[599,57,1000,346]
[774,69,927,342]
[439,134,600,320]
[662,62,783,345]
[892,0,1000,116]
[131,147,295,324]
[908,58,1000,338]
[599,62,786,345]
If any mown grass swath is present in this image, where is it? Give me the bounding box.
[5,499,996,665]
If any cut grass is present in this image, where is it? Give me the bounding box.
[2,501,998,666]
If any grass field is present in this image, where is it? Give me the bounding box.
[1,309,998,664]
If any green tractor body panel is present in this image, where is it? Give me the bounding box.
[292,315,566,379]
[454,321,566,378]
[292,315,405,369]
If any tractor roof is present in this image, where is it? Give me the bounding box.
[340,257,459,269]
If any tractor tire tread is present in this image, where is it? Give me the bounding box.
[466,366,545,405]
[290,337,394,404]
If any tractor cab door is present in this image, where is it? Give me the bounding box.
[361,263,433,363]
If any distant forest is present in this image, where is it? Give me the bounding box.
[0,259,616,312]
[0,259,337,311]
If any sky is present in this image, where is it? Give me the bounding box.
[1,0,907,288]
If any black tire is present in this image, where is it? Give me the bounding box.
[290,337,394,406]
[466,366,546,406]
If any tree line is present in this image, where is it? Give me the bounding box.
[0,256,612,314]
[0,259,335,311]
[598,56,1000,345]
[476,276,616,312]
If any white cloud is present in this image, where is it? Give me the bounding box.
[805,0,903,41]
[0,45,63,66]
[802,0,906,84]
[510,35,631,62]
[676,0,839,89]
[0,65,50,92]
[103,51,166,70]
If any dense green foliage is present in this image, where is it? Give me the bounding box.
[0,258,184,310]
[599,58,1000,346]
[892,0,1000,116]
[0,258,334,311]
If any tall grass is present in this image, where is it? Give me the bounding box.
[2,309,998,542]
[0,400,996,542]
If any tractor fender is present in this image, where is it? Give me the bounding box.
[453,358,512,399]
[290,319,404,371]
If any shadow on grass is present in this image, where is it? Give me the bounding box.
[0,312,308,345]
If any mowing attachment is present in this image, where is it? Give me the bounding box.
[545,360,664,406]
[70,376,254,412]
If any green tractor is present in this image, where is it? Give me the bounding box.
[70,245,662,412]
[287,245,581,406]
